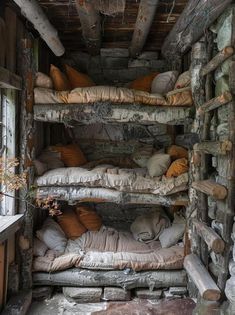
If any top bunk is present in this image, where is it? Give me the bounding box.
[33,68,194,126]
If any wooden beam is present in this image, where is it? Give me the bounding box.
[75,0,101,55]
[0,215,24,243]
[194,140,232,155]
[5,7,17,72]
[201,47,234,77]
[36,186,189,206]
[33,268,187,289]
[161,0,232,58]
[33,103,193,126]
[192,180,228,200]
[129,0,160,58]
[13,0,65,56]
[0,18,6,67]
[0,67,22,90]
[192,219,225,254]
[184,254,221,301]
[199,92,232,113]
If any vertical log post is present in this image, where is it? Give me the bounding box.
[18,38,35,290]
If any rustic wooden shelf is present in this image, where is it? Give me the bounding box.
[0,214,24,242]
[33,103,194,126]
[0,67,22,90]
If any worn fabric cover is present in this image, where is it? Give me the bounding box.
[36,218,67,254]
[166,158,189,178]
[167,145,188,160]
[75,206,102,231]
[174,71,191,89]
[147,153,171,177]
[33,237,48,257]
[130,210,171,243]
[35,72,53,89]
[129,72,159,92]
[51,144,87,167]
[35,165,188,196]
[151,71,179,94]
[50,64,71,91]
[166,87,192,106]
[57,209,87,239]
[132,144,154,168]
[159,213,186,248]
[34,86,193,106]
[65,64,95,89]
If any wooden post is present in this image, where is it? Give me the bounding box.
[18,38,35,290]
[129,0,160,58]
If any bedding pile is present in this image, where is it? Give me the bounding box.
[33,208,186,272]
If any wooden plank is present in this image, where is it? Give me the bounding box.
[199,92,232,113]
[184,254,221,301]
[0,242,6,311]
[33,268,187,289]
[193,140,232,155]
[129,0,160,58]
[0,67,22,90]
[201,47,234,77]
[75,0,101,55]
[161,0,232,58]
[192,180,227,200]
[0,215,24,243]
[5,7,17,72]
[33,103,193,126]
[192,219,225,254]
[0,18,6,67]
[36,186,189,206]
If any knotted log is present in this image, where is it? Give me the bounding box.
[192,180,228,200]
[193,140,232,155]
[199,92,232,113]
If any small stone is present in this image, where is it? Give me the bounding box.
[103,287,131,301]
[63,287,102,303]
[135,289,162,300]
[169,287,187,295]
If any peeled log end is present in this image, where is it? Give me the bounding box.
[203,289,221,301]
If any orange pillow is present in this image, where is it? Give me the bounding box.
[50,64,71,91]
[167,145,188,160]
[57,209,87,239]
[129,72,159,93]
[75,206,102,231]
[65,64,95,89]
[166,158,189,178]
[52,144,87,167]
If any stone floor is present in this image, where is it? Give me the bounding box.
[27,293,196,315]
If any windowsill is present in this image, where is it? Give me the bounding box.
[0,214,24,242]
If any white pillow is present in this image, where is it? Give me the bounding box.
[132,144,154,168]
[151,71,179,94]
[33,237,48,256]
[36,218,67,254]
[147,153,171,177]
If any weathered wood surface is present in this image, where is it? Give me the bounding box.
[1,290,32,315]
[199,92,232,113]
[192,180,227,200]
[161,0,232,58]
[193,140,232,155]
[33,269,187,289]
[75,0,101,55]
[184,254,221,301]
[33,103,193,126]
[36,186,189,206]
[13,0,65,56]
[0,66,22,90]
[129,0,160,58]
[0,215,24,243]
[192,219,225,254]
[201,47,234,77]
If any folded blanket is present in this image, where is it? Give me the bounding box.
[130,209,171,243]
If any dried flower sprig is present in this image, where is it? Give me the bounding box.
[35,196,62,217]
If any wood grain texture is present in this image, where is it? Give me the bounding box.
[192,180,227,200]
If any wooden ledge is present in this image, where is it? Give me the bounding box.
[0,214,24,242]
[0,67,22,90]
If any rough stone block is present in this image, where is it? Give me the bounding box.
[103,287,131,301]
[138,51,159,60]
[135,288,162,300]
[175,133,199,149]
[149,60,167,72]
[103,67,150,83]
[100,48,129,57]
[163,290,181,299]
[169,287,187,295]
[123,124,151,140]
[128,59,150,68]
[101,56,128,69]
[63,287,102,303]
[154,134,172,147]
[88,56,102,74]
[148,124,167,136]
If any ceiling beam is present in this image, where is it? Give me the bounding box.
[161,0,233,59]
[75,0,101,56]
[13,0,65,56]
[129,0,160,58]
